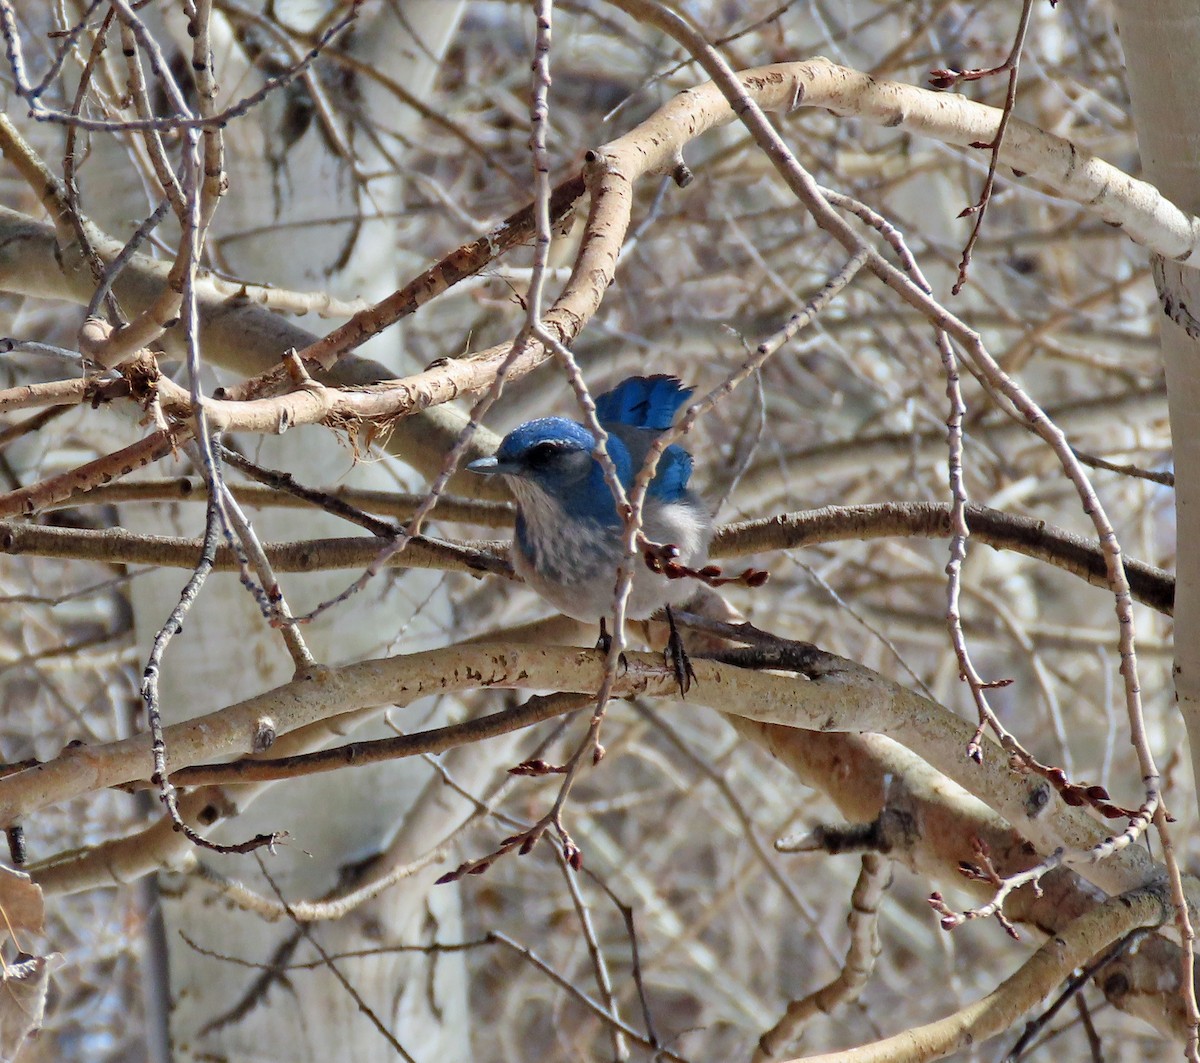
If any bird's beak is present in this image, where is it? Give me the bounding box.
[466,455,519,476]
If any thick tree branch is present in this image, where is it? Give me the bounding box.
[791,889,1167,1062]
[0,645,1176,906]
[0,520,509,578]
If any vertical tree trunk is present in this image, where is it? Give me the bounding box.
[1114,0,1200,813]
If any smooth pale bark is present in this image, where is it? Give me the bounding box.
[1115,2,1200,812]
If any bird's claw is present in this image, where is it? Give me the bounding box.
[596,618,612,656]
[665,638,695,697]
[664,605,695,698]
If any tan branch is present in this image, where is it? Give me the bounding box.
[2,54,1186,507]
[27,689,401,895]
[0,521,509,578]
[789,889,1166,1062]
[19,652,1190,1038]
[50,478,514,527]
[190,846,448,922]
[0,646,1174,904]
[612,53,1200,260]
[754,852,888,1061]
[0,430,181,518]
[0,115,75,245]
[0,377,90,416]
[3,499,1171,615]
[732,719,1191,1042]
[715,502,1174,615]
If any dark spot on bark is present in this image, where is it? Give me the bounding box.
[1102,972,1129,1001]
[1025,782,1051,816]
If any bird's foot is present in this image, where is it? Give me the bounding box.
[596,618,629,674]
[596,617,612,655]
[664,606,696,698]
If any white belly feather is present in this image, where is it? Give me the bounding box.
[508,480,710,623]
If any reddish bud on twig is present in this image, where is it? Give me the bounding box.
[509,758,567,776]
[978,677,1014,690]
[564,842,583,871]
[642,541,769,589]
[997,913,1021,940]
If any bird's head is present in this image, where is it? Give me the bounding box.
[467,417,631,519]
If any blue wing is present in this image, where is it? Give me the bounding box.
[654,445,694,500]
[595,376,694,501]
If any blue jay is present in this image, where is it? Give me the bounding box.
[468,375,711,691]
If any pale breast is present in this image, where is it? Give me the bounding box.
[510,480,712,623]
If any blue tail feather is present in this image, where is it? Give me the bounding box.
[595,375,692,431]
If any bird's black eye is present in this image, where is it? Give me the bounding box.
[525,441,564,467]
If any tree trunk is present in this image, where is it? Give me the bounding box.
[1115,0,1200,815]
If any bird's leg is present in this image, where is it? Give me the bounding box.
[596,617,612,656]
[595,617,629,675]
[664,605,696,697]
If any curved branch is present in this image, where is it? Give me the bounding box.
[792,890,1166,1063]
[5,53,1187,437]
[716,502,1175,615]
[608,52,1200,260]
[24,681,1189,1039]
[0,645,1177,908]
[732,719,1190,1042]
[4,500,1173,614]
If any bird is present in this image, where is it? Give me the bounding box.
[467,375,711,692]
